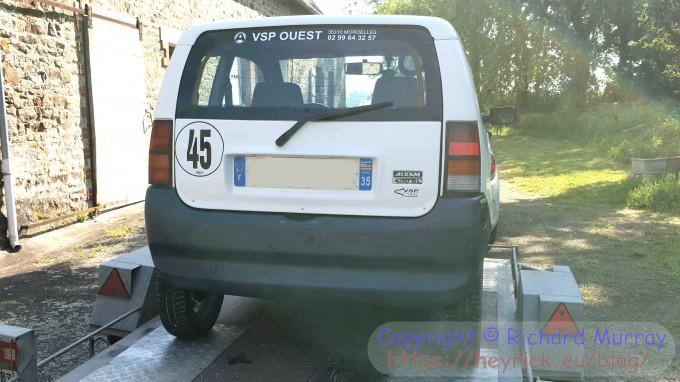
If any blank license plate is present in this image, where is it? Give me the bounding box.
[233,156,372,191]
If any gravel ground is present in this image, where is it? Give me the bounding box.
[3,175,679,380]
[0,203,147,381]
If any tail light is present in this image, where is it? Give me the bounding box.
[491,153,497,179]
[98,268,130,299]
[543,303,580,335]
[148,120,173,186]
[445,122,480,194]
[0,340,18,369]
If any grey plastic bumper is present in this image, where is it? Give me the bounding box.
[145,187,489,307]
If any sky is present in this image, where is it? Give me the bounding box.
[314,0,374,15]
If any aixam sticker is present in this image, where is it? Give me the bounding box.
[175,121,224,177]
[395,188,420,198]
[393,171,423,184]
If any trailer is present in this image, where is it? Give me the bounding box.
[1,245,585,382]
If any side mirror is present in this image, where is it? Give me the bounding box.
[487,130,493,140]
[482,106,518,125]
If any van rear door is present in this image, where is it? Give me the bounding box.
[173,26,443,217]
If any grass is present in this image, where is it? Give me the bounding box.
[36,254,52,265]
[493,133,680,378]
[493,135,633,205]
[515,101,679,141]
[77,244,110,258]
[106,225,135,238]
[494,134,680,213]
[494,133,680,270]
[506,101,680,214]
[627,175,680,211]
[514,101,680,170]
[607,119,680,163]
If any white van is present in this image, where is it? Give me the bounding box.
[146,15,516,339]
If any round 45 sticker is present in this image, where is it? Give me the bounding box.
[175,121,224,177]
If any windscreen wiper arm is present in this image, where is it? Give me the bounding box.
[275,101,394,147]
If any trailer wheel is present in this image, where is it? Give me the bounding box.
[156,277,223,339]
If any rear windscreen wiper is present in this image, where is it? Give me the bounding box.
[275,102,394,147]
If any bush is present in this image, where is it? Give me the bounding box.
[509,101,680,213]
[514,101,680,163]
[627,175,680,212]
[608,140,633,164]
[606,120,680,164]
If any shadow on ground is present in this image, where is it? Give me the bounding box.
[0,260,111,381]
[490,179,680,373]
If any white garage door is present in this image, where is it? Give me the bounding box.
[87,14,149,206]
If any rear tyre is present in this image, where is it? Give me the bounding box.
[156,276,223,339]
[443,269,483,373]
[488,223,498,244]
[444,268,483,323]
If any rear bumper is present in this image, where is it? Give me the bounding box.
[145,187,489,307]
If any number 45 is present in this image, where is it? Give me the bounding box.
[186,129,212,170]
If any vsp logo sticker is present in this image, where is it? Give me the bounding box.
[234,32,247,44]
[395,188,419,198]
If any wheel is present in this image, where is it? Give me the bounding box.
[443,269,483,373]
[444,269,482,323]
[488,223,498,244]
[156,276,223,339]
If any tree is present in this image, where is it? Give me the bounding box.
[632,0,680,100]
[372,0,680,108]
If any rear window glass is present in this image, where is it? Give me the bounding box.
[177,26,442,121]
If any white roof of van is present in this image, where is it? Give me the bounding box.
[176,15,460,45]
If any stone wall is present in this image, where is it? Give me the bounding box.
[0,0,314,230]
[0,2,86,228]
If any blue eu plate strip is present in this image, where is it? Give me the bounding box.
[359,158,373,191]
[234,156,246,187]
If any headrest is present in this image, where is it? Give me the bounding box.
[372,75,418,108]
[251,82,304,108]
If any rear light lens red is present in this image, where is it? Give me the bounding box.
[98,268,130,299]
[149,120,172,186]
[445,122,481,194]
[449,142,480,156]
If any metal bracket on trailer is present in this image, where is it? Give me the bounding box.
[0,325,36,382]
[89,247,157,338]
[489,244,522,300]
[0,249,157,382]
[0,306,141,382]
[489,244,585,382]
[489,244,533,381]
